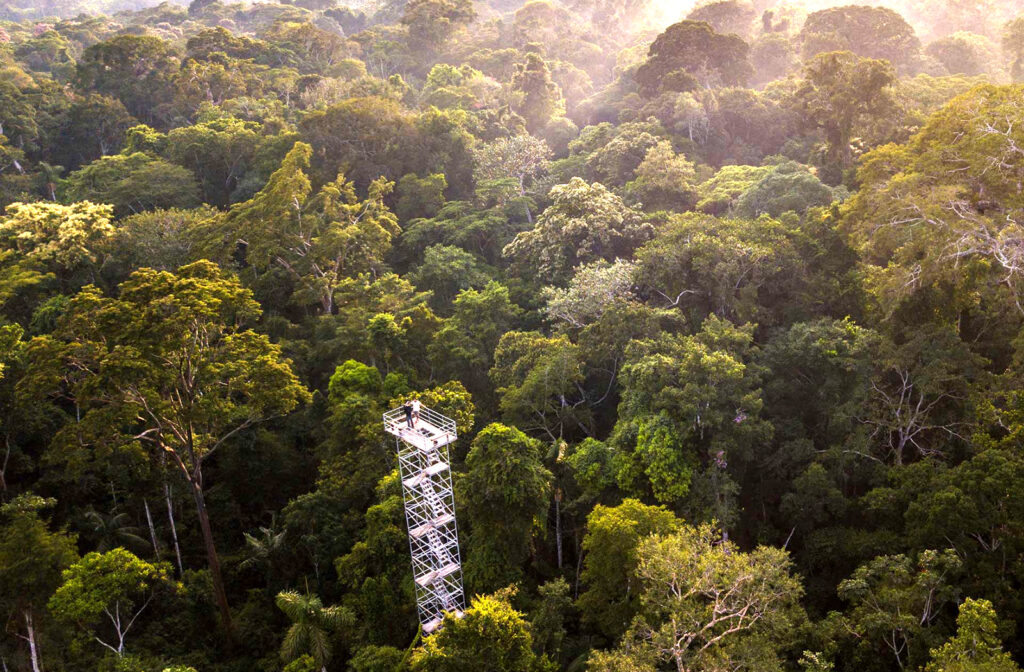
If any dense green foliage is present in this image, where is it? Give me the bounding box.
[0,1,1023,671]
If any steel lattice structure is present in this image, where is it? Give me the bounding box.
[384,405,465,634]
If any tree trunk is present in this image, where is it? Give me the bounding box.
[165,482,184,576]
[189,479,234,636]
[1,434,10,492]
[518,176,534,225]
[554,492,563,569]
[894,431,908,467]
[573,529,582,599]
[24,611,41,672]
[143,499,160,559]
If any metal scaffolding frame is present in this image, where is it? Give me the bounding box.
[384,405,465,634]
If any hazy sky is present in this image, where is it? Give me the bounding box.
[638,0,1019,41]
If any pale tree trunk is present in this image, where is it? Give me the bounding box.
[190,479,234,636]
[165,482,184,576]
[116,602,125,655]
[24,611,41,672]
[518,175,533,225]
[143,499,160,560]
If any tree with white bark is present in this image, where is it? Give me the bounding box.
[0,495,78,672]
[836,550,963,670]
[607,522,803,672]
[862,326,984,466]
[473,135,551,225]
[48,549,171,657]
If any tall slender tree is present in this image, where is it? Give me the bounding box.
[25,261,310,636]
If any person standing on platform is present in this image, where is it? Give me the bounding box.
[403,400,414,429]
[411,398,422,427]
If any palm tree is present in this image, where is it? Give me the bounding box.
[240,521,287,589]
[275,590,353,672]
[81,510,148,553]
[36,162,63,201]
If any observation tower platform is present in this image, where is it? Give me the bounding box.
[384,405,457,452]
[383,405,465,634]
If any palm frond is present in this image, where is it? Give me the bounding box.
[275,590,307,622]
[280,623,309,663]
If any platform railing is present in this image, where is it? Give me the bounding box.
[383,404,458,439]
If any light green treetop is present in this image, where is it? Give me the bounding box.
[413,588,555,672]
[0,200,114,270]
[503,178,652,285]
[49,548,172,657]
[577,499,681,640]
[622,523,803,672]
[924,598,1021,672]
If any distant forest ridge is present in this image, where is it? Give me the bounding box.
[0,0,188,19]
[2,0,1020,42]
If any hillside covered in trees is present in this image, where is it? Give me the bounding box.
[1,0,1024,671]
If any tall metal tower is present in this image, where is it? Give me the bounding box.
[384,404,465,634]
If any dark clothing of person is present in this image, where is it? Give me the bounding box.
[404,403,414,428]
